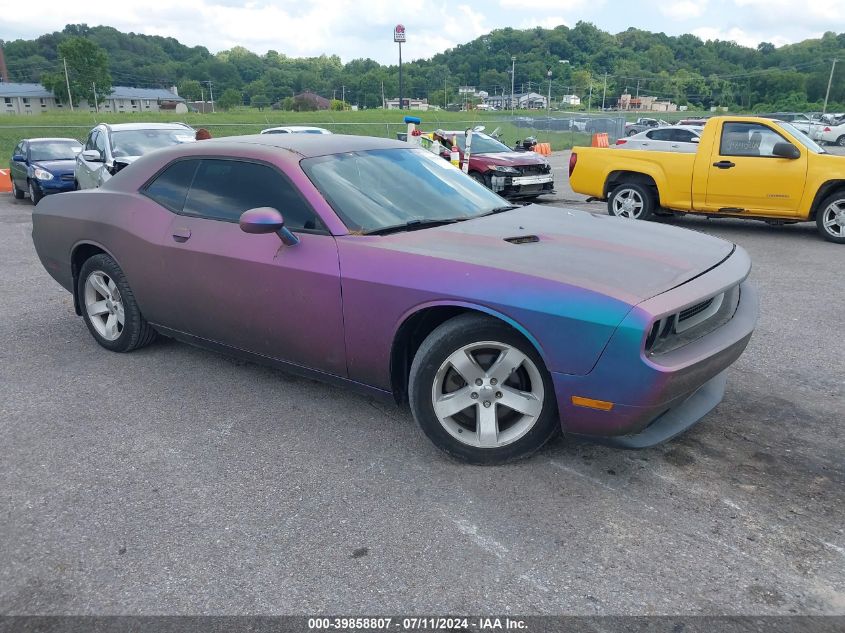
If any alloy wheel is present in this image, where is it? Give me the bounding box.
[430,341,544,449]
[84,271,125,341]
[821,200,845,239]
[612,188,645,218]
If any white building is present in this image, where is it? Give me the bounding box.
[483,92,548,110]
[559,94,581,106]
[0,82,185,115]
[384,97,430,110]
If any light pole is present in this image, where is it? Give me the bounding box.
[547,69,552,117]
[510,56,516,114]
[823,58,838,114]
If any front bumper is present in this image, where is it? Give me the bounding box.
[551,251,758,447]
[36,178,75,194]
[491,172,554,198]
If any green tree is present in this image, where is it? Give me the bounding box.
[330,99,346,111]
[41,37,111,106]
[178,79,203,101]
[217,88,243,110]
[251,94,270,110]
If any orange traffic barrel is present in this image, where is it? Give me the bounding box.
[0,169,12,193]
[534,142,552,155]
[590,133,609,148]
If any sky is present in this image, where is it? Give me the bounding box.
[0,0,842,65]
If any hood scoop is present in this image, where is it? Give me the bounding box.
[504,235,539,245]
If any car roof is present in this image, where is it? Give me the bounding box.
[23,137,82,143]
[262,126,329,132]
[100,122,194,132]
[198,133,408,158]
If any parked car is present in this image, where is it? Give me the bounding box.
[260,126,332,135]
[30,134,757,463]
[75,123,196,190]
[569,115,845,243]
[814,120,845,146]
[758,112,822,137]
[677,117,709,126]
[624,117,664,136]
[431,130,554,199]
[614,126,702,153]
[9,138,83,204]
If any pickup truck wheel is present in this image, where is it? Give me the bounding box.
[816,193,845,243]
[608,183,655,220]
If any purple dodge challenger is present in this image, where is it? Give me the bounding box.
[31,134,758,464]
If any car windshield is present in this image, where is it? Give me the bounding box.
[773,121,826,154]
[28,140,82,161]
[296,129,326,134]
[302,148,510,233]
[451,133,512,154]
[111,129,195,157]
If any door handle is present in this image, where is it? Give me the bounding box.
[712,160,736,169]
[172,227,191,242]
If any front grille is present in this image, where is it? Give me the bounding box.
[647,285,741,356]
[679,298,714,322]
[519,164,551,175]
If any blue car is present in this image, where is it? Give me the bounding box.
[10,138,83,204]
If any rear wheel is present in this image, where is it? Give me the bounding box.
[409,314,559,464]
[837,135,845,147]
[816,192,845,244]
[77,254,157,352]
[608,182,655,220]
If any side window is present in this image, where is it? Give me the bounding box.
[183,159,324,232]
[13,142,24,157]
[673,129,697,143]
[94,132,107,156]
[143,159,200,212]
[84,131,98,151]
[646,129,673,141]
[720,122,789,157]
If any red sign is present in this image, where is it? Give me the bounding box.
[394,24,406,43]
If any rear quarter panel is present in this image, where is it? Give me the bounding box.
[569,147,696,210]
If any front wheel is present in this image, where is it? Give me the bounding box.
[409,314,559,464]
[12,179,25,199]
[77,254,157,352]
[608,182,655,220]
[837,135,845,147]
[28,180,42,205]
[816,192,845,244]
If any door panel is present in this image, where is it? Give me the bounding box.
[158,219,346,376]
[704,121,807,216]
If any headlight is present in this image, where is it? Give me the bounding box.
[33,167,54,181]
[493,166,519,174]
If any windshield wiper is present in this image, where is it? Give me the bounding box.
[478,205,520,217]
[364,218,462,236]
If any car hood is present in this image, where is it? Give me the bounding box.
[32,159,76,174]
[112,155,142,164]
[472,151,548,167]
[363,206,735,305]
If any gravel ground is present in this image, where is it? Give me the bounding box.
[1,150,844,616]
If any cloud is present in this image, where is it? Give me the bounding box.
[692,26,793,48]
[660,1,708,20]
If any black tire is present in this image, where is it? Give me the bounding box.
[469,171,489,189]
[27,179,42,205]
[408,314,559,465]
[815,191,845,244]
[837,135,845,147]
[627,128,637,136]
[607,182,656,220]
[77,254,157,352]
[12,179,25,199]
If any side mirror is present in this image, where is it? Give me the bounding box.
[12,154,26,162]
[81,149,103,162]
[690,137,701,143]
[772,142,800,159]
[239,207,299,246]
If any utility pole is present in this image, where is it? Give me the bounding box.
[510,56,516,114]
[381,80,385,109]
[587,73,592,112]
[341,85,345,109]
[200,86,204,108]
[823,58,838,114]
[547,69,552,117]
[92,82,99,113]
[601,72,608,111]
[63,57,74,111]
[203,80,215,113]
[444,73,447,109]
[635,79,640,110]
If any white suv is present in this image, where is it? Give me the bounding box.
[75,122,196,189]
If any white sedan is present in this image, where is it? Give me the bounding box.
[613,125,702,153]
[260,126,332,135]
[813,120,845,147]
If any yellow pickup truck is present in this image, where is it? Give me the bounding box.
[568,116,845,243]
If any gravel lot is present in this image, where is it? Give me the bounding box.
[1,151,844,616]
